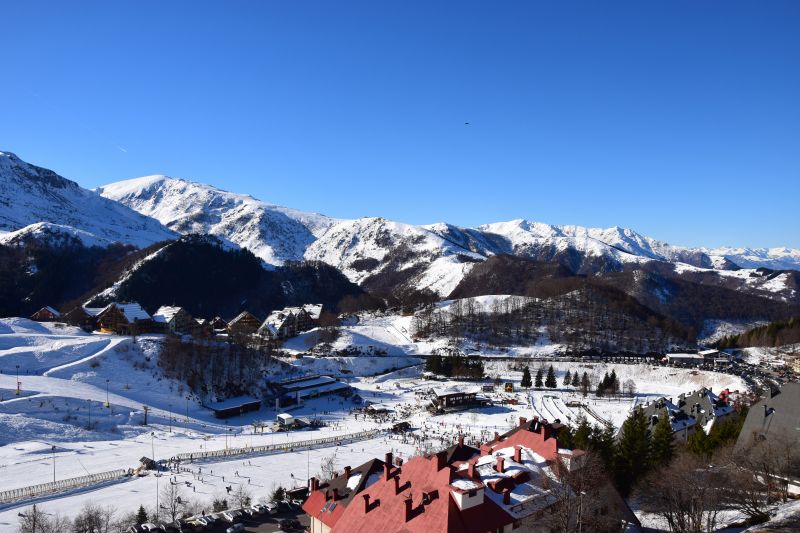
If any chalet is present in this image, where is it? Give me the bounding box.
[192,318,214,338]
[95,303,154,335]
[639,388,736,443]
[304,418,638,533]
[30,306,61,322]
[258,304,322,340]
[209,316,228,332]
[664,353,705,366]
[736,383,800,453]
[227,311,262,337]
[64,306,105,332]
[152,306,195,335]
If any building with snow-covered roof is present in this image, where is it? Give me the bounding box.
[30,306,61,322]
[95,302,154,335]
[227,310,262,337]
[639,388,736,443]
[664,353,705,366]
[429,386,486,413]
[152,305,195,334]
[64,305,105,331]
[257,304,323,340]
[302,419,638,533]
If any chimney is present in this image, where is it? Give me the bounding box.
[502,488,511,505]
[519,416,527,426]
[384,452,393,480]
[332,488,339,501]
[494,431,500,441]
[458,433,464,448]
[310,477,319,491]
[467,460,476,479]
[404,496,413,522]
[513,446,522,463]
[434,450,447,471]
[363,494,370,513]
[344,465,351,479]
[495,456,505,473]
[394,475,401,494]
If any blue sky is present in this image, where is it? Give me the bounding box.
[1,1,798,248]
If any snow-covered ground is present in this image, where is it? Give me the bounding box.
[0,317,748,530]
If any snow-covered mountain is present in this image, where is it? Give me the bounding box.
[96,176,334,265]
[0,151,175,248]
[95,172,800,298]
[3,150,798,300]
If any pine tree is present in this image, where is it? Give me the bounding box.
[580,372,590,397]
[534,367,544,388]
[571,371,580,387]
[650,413,675,467]
[521,365,532,389]
[136,505,148,525]
[609,369,619,396]
[615,408,651,495]
[562,370,572,386]
[687,426,710,458]
[545,365,557,388]
[573,417,591,450]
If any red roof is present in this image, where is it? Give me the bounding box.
[328,450,513,533]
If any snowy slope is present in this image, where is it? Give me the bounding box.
[707,246,800,271]
[96,175,335,265]
[0,151,175,248]
[0,222,118,249]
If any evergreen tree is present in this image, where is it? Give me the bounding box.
[520,365,532,389]
[687,426,711,458]
[580,372,590,397]
[136,505,148,526]
[545,365,557,388]
[562,370,572,386]
[615,408,651,495]
[534,367,544,388]
[573,417,592,450]
[609,369,619,396]
[571,371,580,387]
[650,413,675,467]
[589,423,617,472]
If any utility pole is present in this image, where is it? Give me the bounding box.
[15,364,20,396]
[51,445,56,483]
[143,405,150,426]
[105,379,110,408]
[152,431,159,521]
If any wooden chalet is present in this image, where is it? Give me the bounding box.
[64,306,105,332]
[96,303,154,335]
[192,318,214,338]
[209,316,228,332]
[30,306,61,322]
[227,311,262,337]
[152,306,195,335]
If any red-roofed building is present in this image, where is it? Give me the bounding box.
[303,419,639,533]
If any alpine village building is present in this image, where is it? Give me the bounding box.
[303,417,638,533]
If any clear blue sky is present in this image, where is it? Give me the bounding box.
[2,1,798,248]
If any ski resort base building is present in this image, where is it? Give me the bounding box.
[303,417,638,533]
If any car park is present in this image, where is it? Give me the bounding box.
[225,524,245,533]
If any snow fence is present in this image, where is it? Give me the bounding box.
[0,469,128,504]
[173,428,385,462]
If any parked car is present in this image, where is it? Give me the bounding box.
[250,504,267,514]
[127,526,145,533]
[221,509,243,523]
[141,525,165,533]
[225,525,244,533]
[264,502,278,515]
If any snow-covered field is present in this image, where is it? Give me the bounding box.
[0,317,748,530]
